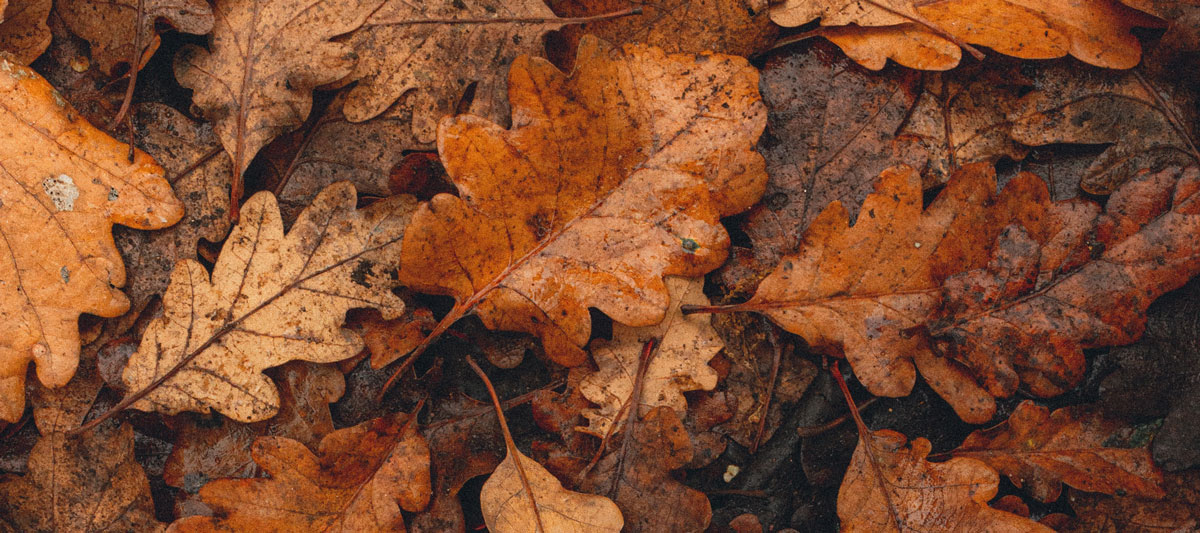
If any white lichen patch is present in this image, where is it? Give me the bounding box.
[42,174,80,212]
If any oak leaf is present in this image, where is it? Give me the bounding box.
[170,413,431,532]
[0,57,183,422]
[1063,469,1200,533]
[398,36,767,366]
[174,0,380,211]
[579,276,721,437]
[340,0,567,142]
[481,447,623,533]
[120,183,416,422]
[1121,0,1200,51]
[773,0,1160,71]
[56,0,213,75]
[838,428,1052,532]
[549,0,776,58]
[0,424,164,532]
[411,394,505,532]
[0,0,51,64]
[948,400,1164,503]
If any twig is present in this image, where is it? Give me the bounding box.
[796,396,879,437]
[110,0,146,130]
[580,338,658,479]
[751,331,785,454]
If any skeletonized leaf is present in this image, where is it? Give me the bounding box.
[0,56,182,422]
[121,183,415,422]
[481,447,623,533]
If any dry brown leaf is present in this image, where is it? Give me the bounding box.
[117,103,233,315]
[174,0,380,212]
[948,400,1164,503]
[410,394,505,532]
[340,0,566,142]
[398,36,766,367]
[481,447,623,533]
[170,413,431,532]
[1009,62,1200,195]
[774,0,1160,71]
[1063,469,1200,533]
[579,276,721,437]
[0,423,164,532]
[549,0,776,58]
[838,428,1052,532]
[162,362,345,492]
[1121,0,1200,51]
[580,407,711,532]
[56,0,213,74]
[0,0,51,64]
[0,57,183,422]
[349,307,437,369]
[120,183,415,422]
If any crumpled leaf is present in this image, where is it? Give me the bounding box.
[117,103,232,315]
[399,36,766,366]
[579,276,721,437]
[949,400,1164,503]
[0,0,51,64]
[170,413,431,532]
[481,447,623,533]
[121,183,416,422]
[1009,61,1200,195]
[772,0,1160,70]
[580,407,711,532]
[838,428,1052,532]
[550,0,776,58]
[174,0,380,210]
[340,0,566,142]
[1063,469,1200,533]
[0,423,164,532]
[162,362,345,492]
[56,0,213,74]
[0,56,183,422]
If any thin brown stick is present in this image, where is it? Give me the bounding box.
[580,338,658,478]
[466,356,545,533]
[110,0,146,130]
[796,396,879,437]
[830,358,903,528]
[751,333,786,454]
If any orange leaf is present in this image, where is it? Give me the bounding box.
[838,428,1052,532]
[170,413,431,532]
[949,400,1164,503]
[398,36,766,366]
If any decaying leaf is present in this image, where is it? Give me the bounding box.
[0,56,183,422]
[1121,0,1200,51]
[340,0,566,142]
[579,276,721,437]
[174,0,379,210]
[0,0,51,64]
[772,0,1161,71]
[56,0,213,74]
[398,36,766,366]
[1009,62,1200,195]
[350,307,437,369]
[162,362,345,492]
[481,447,623,533]
[411,394,505,532]
[580,407,712,532]
[171,413,431,532]
[0,423,164,532]
[1063,469,1200,533]
[838,428,1051,532]
[550,0,776,58]
[116,103,233,315]
[948,400,1164,503]
[121,183,415,422]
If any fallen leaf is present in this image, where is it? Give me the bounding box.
[0,0,51,64]
[349,307,438,369]
[772,0,1160,70]
[580,407,712,532]
[116,103,232,315]
[398,36,766,366]
[838,428,1052,532]
[579,276,722,437]
[1063,469,1200,533]
[162,362,345,492]
[55,0,213,74]
[549,0,776,58]
[28,345,102,435]
[411,394,505,532]
[174,0,380,211]
[948,400,1164,503]
[0,56,183,422]
[340,0,567,142]
[120,183,415,422]
[481,447,624,533]
[1009,61,1200,195]
[1099,276,1200,471]
[1121,0,1200,51]
[170,412,431,532]
[0,423,164,532]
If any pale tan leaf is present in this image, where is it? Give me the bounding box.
[481,447,623,533]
